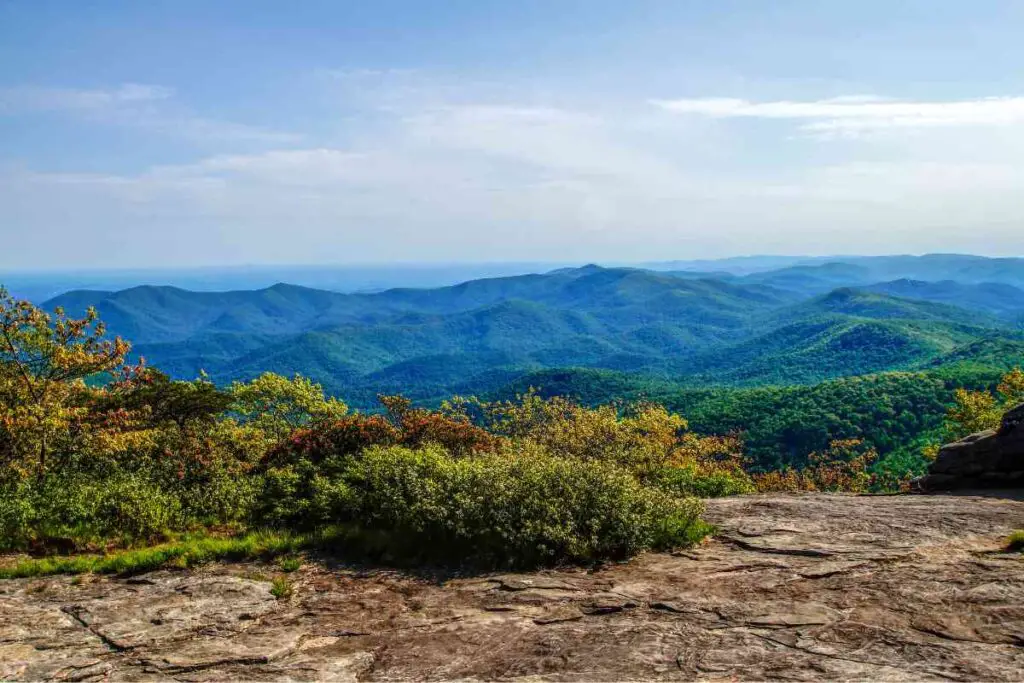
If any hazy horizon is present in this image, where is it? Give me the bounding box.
[5,251,1024,276]
[5,252,1024,304]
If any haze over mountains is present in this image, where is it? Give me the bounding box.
[33,254,1024,408]
[15,253,1024,303]
[0,262,574,304]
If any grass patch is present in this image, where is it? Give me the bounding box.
[270,575,293,599]
[1006,530,1024,552]
[0,530,318,580]
[277,556,302,572]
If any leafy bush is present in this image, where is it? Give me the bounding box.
[478,393,684,475]
[943,368,1024,440]
[308,443,710,567]
[655,432,754,497]
[751,439,884,493]
[651,465,753,498]
[266,414,400,467]
[230,372,348,442]
[89,474,184,541]
[4,473,183,548]
[0,479,34,551]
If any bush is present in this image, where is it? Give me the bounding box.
[0,465,259,550]
[751,439,882,493]
[308,443,710,567]
[651,465,753,498]
[230,372,348,442]
[380,394,502,456]
[0,479,34,550]
[656,432,754,497]
[90,474,183,541]
[254,464,315,528]
[266,414,400,468]
[480,393,684,475]
[34,474,183,545]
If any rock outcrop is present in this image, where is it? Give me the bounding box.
[917,402,1024,490]
[3,493,1024,681]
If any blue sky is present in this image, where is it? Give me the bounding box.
[2,0,1024,268]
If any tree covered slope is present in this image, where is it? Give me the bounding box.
[38,257,1024,407]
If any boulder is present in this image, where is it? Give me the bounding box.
[916,402,1024,490]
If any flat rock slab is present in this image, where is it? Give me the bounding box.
[3,493,1024,681]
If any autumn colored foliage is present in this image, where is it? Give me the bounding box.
[945,368,1024,439]
[751,439,883,493]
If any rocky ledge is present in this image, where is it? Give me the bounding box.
[918,402,1024,491]
[3,493,1023,681]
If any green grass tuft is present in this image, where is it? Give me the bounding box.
[0,530,324,580]
[1005,530,1024,552]
[277,556,302,572]
[270,575,293,599]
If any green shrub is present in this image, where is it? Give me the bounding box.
[1006,530,1024,552]
[309,443,710,567]
[650,465,754,498]
[171,466,259,527]
[90,474,183,541]
[253,464,317,528]
[2,473,185,549]
[0,479,35,551]
[480,394,684,476]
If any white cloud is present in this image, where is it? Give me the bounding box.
[652,95,1024,134]
[0,83,300,144]
[4,73,1024,267]
[0,83,173,112]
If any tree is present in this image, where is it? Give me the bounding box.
[230,372,347,442]
[102,369,232,433]
[944,367,1024,440]
[0,288,129,476]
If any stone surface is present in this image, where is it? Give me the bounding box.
[3,493,1024,681]
[917,402,1024,490]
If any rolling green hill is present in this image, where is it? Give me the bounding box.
[39,258,1024,408]
[488,361,1017,474]
[862,279,1024,323]
[740,254,1024,292]
[47,266,805,400]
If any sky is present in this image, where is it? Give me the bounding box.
[2,0,1024,269]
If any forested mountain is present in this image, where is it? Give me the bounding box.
[37,255,1024,409]
[487,363,1017,473]
[862,280,1024,323]
[740,254,1024,292]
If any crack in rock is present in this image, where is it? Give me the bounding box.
[718,535,839,557]
[60,605,135,653]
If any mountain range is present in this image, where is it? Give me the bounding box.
[39,254,1024,408]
